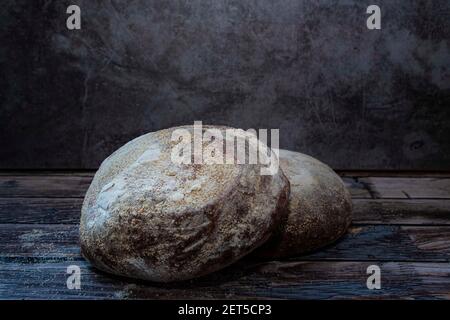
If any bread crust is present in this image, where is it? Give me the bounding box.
[255,149,352,259]
[80,126,289,282]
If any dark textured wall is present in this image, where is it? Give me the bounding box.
[1,0,449,169]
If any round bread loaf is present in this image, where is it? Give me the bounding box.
[255,149,352,258]
[80,126,289,282]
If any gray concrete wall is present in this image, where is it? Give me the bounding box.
[1,0,449,169]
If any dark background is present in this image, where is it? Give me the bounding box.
[1,0,449,170]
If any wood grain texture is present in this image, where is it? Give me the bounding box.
[0,175,372,199]
[0,176,92,198]
[1,224,450,262]
[0,198,83,224]
[352,199,450,225]
[1,173,450,299]
[0,224,80,259]
[337,171,450,178]
[2,198,450,225]
[343,178,372,198]
[301,225,450,262]
[1,260,449,299]
[359,177,450,199]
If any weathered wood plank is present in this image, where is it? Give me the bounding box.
[3,198,450,225]
[0,224,80,258]
[0,260,449,299]
[0,171,94,177]
[1,224,450,262]
[300,225,450,262]
[0,175,371,199]
[0,174,370,198]
[0,198,84,224]
[404,226,450,253]
[3,170,448,178]
[342,177,372,198]
[1,173,449,300]
[1,175,449,200]
[0,176,92,198]
[359,177,450,199]
[337,171,450,178]
[352,199,450,225]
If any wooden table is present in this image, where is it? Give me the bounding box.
[1,171,449,299]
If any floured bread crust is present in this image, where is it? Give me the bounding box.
[80,126,289,282]
[255,149,352,258]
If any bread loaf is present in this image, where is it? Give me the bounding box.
[80,126,289,282]
[255,149,352,258]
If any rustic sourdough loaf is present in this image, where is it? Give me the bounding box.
[80,126,289,282]
[255,149,352,258]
